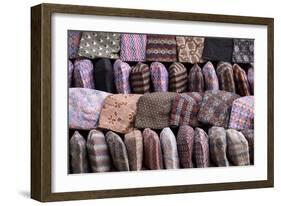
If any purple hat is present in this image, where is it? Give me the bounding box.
[113,59,132,94]
[150,62,169,92]
[68,60,74,87]
[188,64,205,92]
[73,59,95,89]
[68,31,81,59]
[202,61,219,91]
[193,128,209,168]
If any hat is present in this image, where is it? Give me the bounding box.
[150,62,169,92]
[197,90,240,128]
[105,131,130,171]
[69,88,111,130]
[247,66,254,95]
[146,34,177,62]
[188,64,205,92]
[130,62,150,94]
[202,37,233,62]
[216,61,236,93]
[135,92,178,129]
[232,39,254,63]
[233,64,251,96]
[68,31,81,59]
[170,92,203,127]
[226,129,250,166]
[241,129,254,164]
[168,62,188,93]
[113,59,132,94]
[202,61,219,91]
[73,59,95,89]
[142,128,163,170]
[98,94,142,134]
[229,96,254,130]
[69,131,89,173]
[94,58,115,93]
[193,128,209,168]
[208,127,229,167]
[160,128,180,169]
[176,36,205,63]
[124,130,143,171]
[68,60,73,87]
[78,32,120,59]
[120,33,147,62]
[176,125,194,168]
[87,129,111,172]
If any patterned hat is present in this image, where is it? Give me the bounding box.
[202,37,233,62]
[98,94,142,134]
[176,36,205,64]
[229,96,254,130]
[160,128,180,169]
[78,32,120,59]
[241,129,254,164]
[216,61,236,93]
[146,34,177,62]
[233,64,251,96]
[170,92,203,127]
[142,128,163,170]
[124,130,143,171]
[105,131,130,171]
[168,62,188,93]
[176,125,194,168]
[68,60,73,87]
[68,31,81,59]
[197,90,240,128]
[202,61,219,91]
[247,66,254,95]
[135,92,178,129]
[73,59,95,89]
[208,127,229,167]
[188,64,205,92]
[94,58,115,93]
[226,129,250,166]
[69,88,111,130]
[130,62,150,94]
[232,39,254,63]
[69,131,89,173]
[113,59,132,94]
[150,62,168,92]
[87,129,111,172]
[193,128,209,168]
[120,33,147,62]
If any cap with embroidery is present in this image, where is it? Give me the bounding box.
[73,59,95,89]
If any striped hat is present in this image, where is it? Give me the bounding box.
[113,59,132,94]
[120,33,147,62]
[68,31,81,59]
[124,130,143,171]
[69,88,111,130]
[241,129,254,164]
[193,128,209,168]
[208,127,229,167]
[247,66,254,95]
[168,62,188,93]
[197,90,240,128]
[216,61,236,93]
[143,128,163,170]
[226,129,250,166]
[86,129,111,172]
[160,128,180,169]
[233,64,251,96]
[176,125,194,168]
[73,59,95,89]
[229,96,254,130]
[130,62,150,94]
[188,64,205,92]
[68,60,73,87]
[146,34,177,62]
[105,131,130,171]
[69,131,89,173]
[202,61,219,91]
[150,62,168,92]
[170,92,203,127]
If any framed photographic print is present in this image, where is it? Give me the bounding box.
[31,3,274,202]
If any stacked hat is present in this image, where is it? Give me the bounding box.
[68,60,73,87]
[168,62,188,93]
[233,64,251,96]
[188,64,205,92]
[216,61,236,93]
[241,129,254,164]
[68,31,81,59]
[202,61,219,91]
[150,62,168,92]
[232,39,254,63]
[247,66,254,95]
[193,128,209,168]
[113,59,132,94]
[130,62,150,94]
[73,59,95,89]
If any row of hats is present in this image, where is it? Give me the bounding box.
[69,31,254,64]
[69,89,254,134]
[70,126,253,174]
[69,58,254,96]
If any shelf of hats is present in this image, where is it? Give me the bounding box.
[68,31,254,174]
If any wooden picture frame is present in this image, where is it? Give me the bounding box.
[31,3,274,202]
